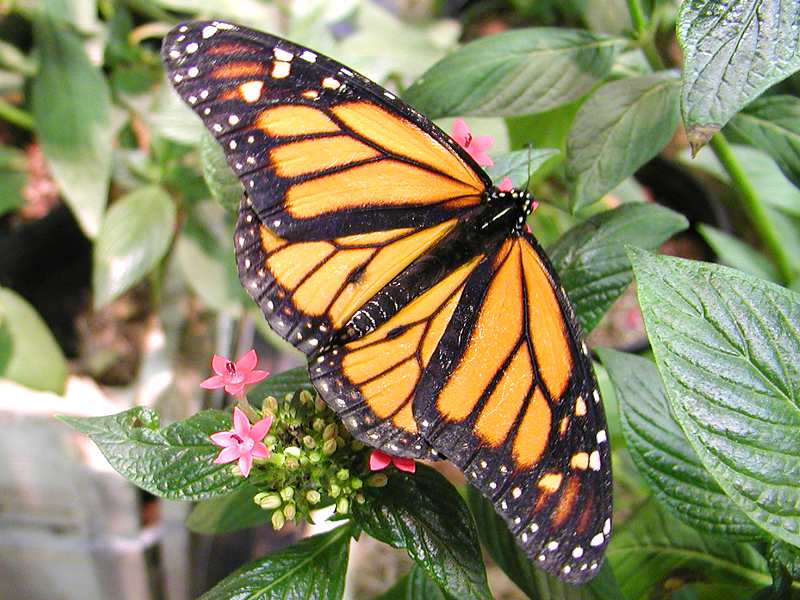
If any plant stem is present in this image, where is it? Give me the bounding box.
[626,0,647,34]
[625,0,666,71]
[0,98,33,130]
[709,134,795,283]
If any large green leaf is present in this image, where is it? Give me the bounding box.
[486,148,560,190]
[186,484,269,534]
[677,1,800,152]
[248,366,313,403]
[353,465,491,600]
[199,525,351,600]
[0,287,68,393]
[598,348,762,539]
[566,73,680,210]
[630,249,800,547]
[32,15,112,238]
[465,488,622,600]
[608,501,772,600]
[375,566,447,600]
[60,408,244,500]
[200,131,241,213]
[404,28,623,118]
[679,144,800,218]
[547,203,688,333]
[697,224,780,283]
[726,95,800,190]
[93,186,176,308]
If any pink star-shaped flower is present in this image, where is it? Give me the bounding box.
[451,118,494,167]
[369,449,416,474]
[497,176,514,192]
[200,349,268,395]
[210,407,272,478]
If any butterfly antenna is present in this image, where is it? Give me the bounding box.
[526,143,533,190]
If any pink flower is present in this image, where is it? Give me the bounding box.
[210,407,272,477]
[497,176,514,192]
[369,449,416,474]
[451,118,494,167]
[200,349,268,395]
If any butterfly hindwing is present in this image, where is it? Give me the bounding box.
[413,234,612,582]
[235,200,466,353]
[162,21,488,241]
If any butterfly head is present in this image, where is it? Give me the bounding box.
[488,186,535,231]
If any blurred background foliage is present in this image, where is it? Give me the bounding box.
[0,0,798,599]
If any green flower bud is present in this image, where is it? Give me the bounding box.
[300,390,313,405]
[264,396,278,412]
[283,502,296,520]
[314,395,326,413]
[367,473,388,488]
[336,436,346,448]
[351,440,365,451]
[302,435,316,449]
[284,446,302,458]
[308,451,321,464]
[306,490,321,505]
[286,457,300,470]
[284,393,293,403]
[269,452,285,467]
[336,497,349,514]
[355,492,365,504]
[264,434,277,447]
[257,494,282,510]
[350,477,363,490]
[271,510,285,531]
[322,438,337,455]
[313,418,326,432]
[323,424,338,440]
[280,487,294,501]
[329,483,341,498]
[336,468,350,481]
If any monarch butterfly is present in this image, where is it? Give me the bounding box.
[163,20,612,583]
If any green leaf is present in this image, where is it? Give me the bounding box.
[199,525,351,600]
[353,465,491,600]
[0,287,68,393]
[566,73,680,210]
[186,484,269,534]
[404,29,623,118]
[465,488,621,600]
[682,144,800,217]
[32,15,112,238]
[0,146,26,217]
[547,203,688,333]
[726,95,800,190]
[375,566,447,600]
[59,408,244,500]
[485,148,560,189]
[200,131,242,212]
[608,501,771,600]
[677,1,800,152]
[697,224,780,282]
[630,249,800,547]
[598,348,762,539]
[248,366,313,404]
[93,186,176,308]
[768,540,800,580]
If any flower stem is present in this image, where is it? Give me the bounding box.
[625,0,666,71]
[0,98,34,130]
[709,134,795,283]
[237,395,261,422]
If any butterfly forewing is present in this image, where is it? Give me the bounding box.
[161,21,488,241]
[413,234,612,582]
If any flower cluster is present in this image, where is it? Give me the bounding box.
[203,351,407,530]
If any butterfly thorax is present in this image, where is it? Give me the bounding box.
[482,187,534,234]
